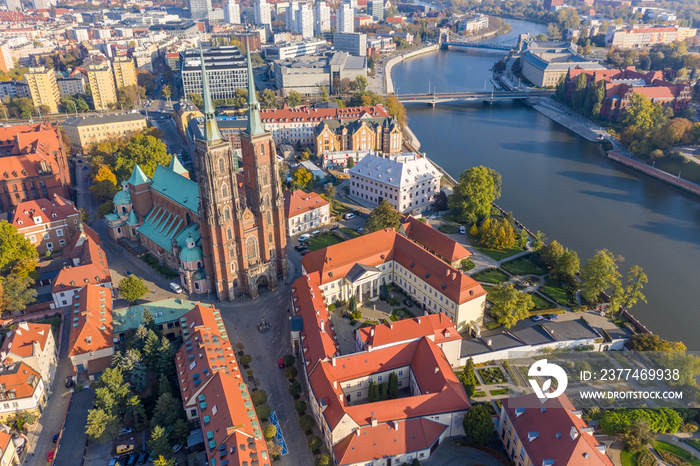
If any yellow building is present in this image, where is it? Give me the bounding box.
[112,55,136,89]
[314,116,403,155]
[25,66,60,114]
[86,60,117,111]
[62,113,147,153]
[173,100,203,141]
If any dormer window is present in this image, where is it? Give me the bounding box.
[33,216,42,224]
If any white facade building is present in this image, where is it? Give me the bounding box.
[264,39,326,60]
[333,32,367,56]
[349,153,441,214]
[254,0,272,27]
[189,0,212,20]
[286,2,314,39]
[336,3,354,33]
[314,1,331,36]
[284,190,330,236]
[223,0,240,24]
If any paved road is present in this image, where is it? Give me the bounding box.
[152,117,185,158]
[74,157,98,215]
[53,388,94,466]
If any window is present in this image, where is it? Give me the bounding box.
[46,242,53,251]
[56,229,63,237]
[59,240,66,246]
[28,235,36,243]
[224,207,230,221]
[246,237,258,262]
[226,227,232,240]
[357,391,361,397]
[268,232,273,243]
[218,158,225,172]
[222,183,229,198]
[43,232,49,240]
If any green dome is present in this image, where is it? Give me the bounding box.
[180,236,203,263]
[114,188,131,205]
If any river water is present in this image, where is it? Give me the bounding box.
[392,18,700,349]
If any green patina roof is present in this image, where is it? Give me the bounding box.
[137,206,183,252]
[104,213,120,222]
[114,188,131,205]
[150,165,199,214]
[128,164,150,186]
[169,155,189,176]
[113,298,214,334]
[126,210,139,225]
[180,244,203,262]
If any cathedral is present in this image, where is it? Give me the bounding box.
[106,44,287,300]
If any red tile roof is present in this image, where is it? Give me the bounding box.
[52,225,111,294]
[0,322,51,362]
[503,394,613,465]
[11,195,79,229]
[292,276,339,369]
[68,285,113,357]
[175,304,269,466]
[260,105,390,123]
[284,190,329,220]
[301,229,485,305]
[357,313,461,350]
[0,362,42,401]
[400,216,471,262]
[333,418,446,465]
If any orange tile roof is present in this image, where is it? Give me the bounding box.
[52,225,111,294]
[259,105,389,123]
[333,418,447,465]
[175,304,269,466]
[284,190,329,220]
[291,276,339,369]
[11,195,79,229]
[68,285,113,357]
[0,362,41,401]
[401,215,471,262]
[0,322,51,361]
[357,313,461,350]
[0,431,11,454]
[503,394,613,466]
[301,229,486,305]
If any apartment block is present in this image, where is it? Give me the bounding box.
[10,194,81,254]
[62,113,147,153]
[333,32,367,57]
[25,65,60,114]
[0,321,57,388]
[85,59,117,111]
[111,55,136,89]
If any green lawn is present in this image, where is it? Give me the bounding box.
[338,228,360,239]
[305,232,345,251]
[471,268,509,284]
[685,439,700,452]
[473,391,487,397]
[529,292,555,311]
[438,223,461,234]
[619,450,638,466]
[539,278,577,307]
[501,254,548,276]
[478,367,507,385]
[656,440,700,466]
[489,389,508,396]
[466,231,523,261]
[655,155,700,186]
[484,321,501,330]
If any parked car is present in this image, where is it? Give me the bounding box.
[52,432,60,443]
[84,177,89,182]
[116,443,134,455]
[403,299,414,308]
[47,449,55,462]
[293,245,306,251]
[119,427,134,435]
[547,314,559,320]
[65,376,73,388]
[298,234,310,242]
[330,225,339,231]
[125,271,132,277]
[127,453,138,466]
[531,315,544,322]
[344,213,355,220]
[137,450,149,464]
[300,249,312,256]
[459,226,466,234]
[109,458,120,466]
[83,165,89,170]
[169,282,183,294]
[311,230,320,236]
[172,444,183,453]
[278,357,285,368]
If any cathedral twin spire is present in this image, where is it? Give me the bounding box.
[198,36,264,143]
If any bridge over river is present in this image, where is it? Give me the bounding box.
[396,89,554,105]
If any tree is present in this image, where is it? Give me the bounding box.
[489,283,534,328]
[119,275,149,303]
[368,381,379,402]
[85,408,117,442]
[0,221,38,276]
[285,91,301,108]
[354,75,368,93]
[622,418,656,452]
[622,93,668,134]
[315,455,332,466]
[283,354,295,367]
[291,166,313,191]
[462,358,478,397]
[541,240,565,269]
[256,404,271,421]
[117,85,146,110]
[264,424,277,440]
[80,209,90,223]
[463,404,494,444]
[619,265,647,312]
[161,85,172,102]
[153,457,176,466]
[626,334,686,352]
[346,156,355,168]
[113,133,169,181]
[284,366,298,380]
[142,308,157,332]
[365,199,401,232]
[150,392,183,430]
[171,418,189,445]
[308,435,322,452]
[252,390,268,406]
[320,85,329,102]
[149,426,172,460]
[581,250,622,304]
[187,93,203,110]
[0,275,37,314]
[449,167,501,224]
[388,372,399,399]
[260,89,278,109]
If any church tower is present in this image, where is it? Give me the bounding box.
[237,39,288,297]
[195,41,244,301]
[196,39,288,301]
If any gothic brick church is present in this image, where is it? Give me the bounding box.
[106,45,287,300]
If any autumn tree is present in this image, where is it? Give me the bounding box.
[478,216,515,250]
[187,93,203,109]
[385,94,407,127]
[365,199,401,232]
[609,265,647,314]
[290,166,313,191]
[113,133,169,181]
[581,249,622,305]
[449,166,501,225]
[149,426,172,460]
[119,275,149,303]
[0,221,38,314]
[260,89,277,109]
[285,91,301,108]
[161,84,172,102]
[489,283,534,328]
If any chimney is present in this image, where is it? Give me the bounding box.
[434,367,439,374]
[486,338,492,346]
[389,322,393,330]
[417,317,421,324]
[355,429,361,436]
[570,426,579,441]
[331,356,336,367]
[370,417,377,427]
[367,344,373,352]
[394,421,399,431]
[320,320,325,333]
[370,328,374,337]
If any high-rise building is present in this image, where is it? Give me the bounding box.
[314,1,330,36]
[25,66,60,114]
[31,0,51,9]
[285,1,297,30]
[85,59,117,111]
[286,2,313,39]
[368,0,384,20]
[111,56,136,89]
[4,0,21,11]
[189,0,212,20]
[0,41,13,73]
[254,0,271,27]
[181,46,247,100]
[333,32,367,56]
[223,0,240,24]
[336,3,354,33]
[195,41,287,300]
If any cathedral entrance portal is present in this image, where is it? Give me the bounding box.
[256,275,270,293]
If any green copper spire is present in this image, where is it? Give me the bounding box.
[127,164,150,186]
[245,37,265,137]
[199,40,222,143]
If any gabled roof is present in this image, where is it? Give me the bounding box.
[284,190,329,219]
[150,164,199,213]
[68,285,113,357]
[0,322,51,361]
[259,105,390,124]
[11,195,78,229]
[168,154,189,176]
[357,313,461,350]
[0,362,41,401]
[349,153,440,188]
[400,215,471,262]
[52,225,111,294]
[503,394,613,465]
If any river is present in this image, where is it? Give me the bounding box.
[392,18,700,349]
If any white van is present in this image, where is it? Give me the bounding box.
[169,282,183,294]
[298,234,310,242]
[344,213,355,220]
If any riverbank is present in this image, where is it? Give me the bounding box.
[608,151,700,197]
[384,44,440,94]
[531,97,607,142]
